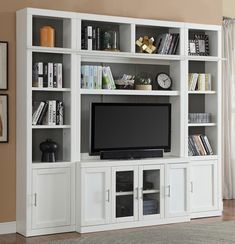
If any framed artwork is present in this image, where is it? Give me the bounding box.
[0,94,8,142]
[195,34,209,56]
[0,42,8,90]
[188,39,198,55]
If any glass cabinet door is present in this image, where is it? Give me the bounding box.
[112,166,138,223]
[139,165,164,220]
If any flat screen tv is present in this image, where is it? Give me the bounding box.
[89,103,171,156]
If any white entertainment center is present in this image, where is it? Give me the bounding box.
[16,8,222,237]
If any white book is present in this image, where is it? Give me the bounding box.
[88,66,94,89]
[81,65,90,88]
[107,66,116,89]
[93,66,98,89]
[98,66,103,89]
[54,63,63,88]
[48,100,56,125]
[38,77,43,88]
[191,73,199,91]
[32,102,45,125]
[198,74,206,91]
[203,135,213,155]
[87,26,92,51]
[48,63,54,88]
[205,73,211,90]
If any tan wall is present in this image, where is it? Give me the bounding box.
[223,0,235,17]
[0,0,222,223]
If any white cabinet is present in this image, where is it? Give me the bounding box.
[165,163,189,218]
[139,165,164,221]
[32,167,72,229]
[81,167,111,226]
[190,161,218,213]
[112,166,139,223]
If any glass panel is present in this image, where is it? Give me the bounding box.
[143,193,160,215]
[116,195,133,218]
[143,170,160,191]
[116,171,133,192]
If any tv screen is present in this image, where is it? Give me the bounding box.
[90,103,171,155]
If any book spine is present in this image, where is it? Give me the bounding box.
[93,66,98,89]
[56,101,64,125]
[107,66,116,89]
[203,135,214,155]
[197,135,207,155]
[37,101,48,125]
[98,66,103,89]
[43,63,48,87]
[92,28,96,50]
[102,66,112,89]
[200,135,210,155]
[173,34,180,54]
[32,102,45,125]
[87,26,92,51]
[53,63,57,88]
[96,27,101,50]
[189,136,199,156]
[57,63,63,88]
[48,63,54,88]
[168,34,176,54]
[88,66,94,89]
[191,73,199,91]
[48,100,56,125]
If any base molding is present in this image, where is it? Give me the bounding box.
[190,210,222,219]
[0,221,16,234]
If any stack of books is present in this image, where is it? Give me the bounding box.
[82,26,101,51]
[143,199,158,215]
[188,134,213,156]
[188,73,211,91]
[32,100,64,126]
[81,65,116,90]
[33,62,63,88]
[155,33,179,54]
[188,113,211,123]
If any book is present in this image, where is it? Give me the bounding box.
[205,73,211,90]
[48,63,54,88]
[106,66,116,89]
[37,101,48,125]
[47,100,57,125]
[96,27,101,50]
[88,66,94,89]
[32,102,45,125]
[53,63,63,88]
[87,26,92,51]
[203,135,214,155]
[81,65,90,88]
[56,101,63,125]
[198,74,206,91]
[189,73,199,91]
[172,34,180,54]
[102,66,112,89]
[92,28,96,50]
[32,62,43,88]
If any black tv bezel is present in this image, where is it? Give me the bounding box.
[89,103,171,156]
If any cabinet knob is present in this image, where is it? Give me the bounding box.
[106,189,110,202]
[34,193,37,207]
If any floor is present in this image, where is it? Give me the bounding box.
[0,200,235,244]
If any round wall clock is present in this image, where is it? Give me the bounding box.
[155,73,172,90]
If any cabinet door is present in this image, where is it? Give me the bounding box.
[32,167,71,229]
[165,163,189,218]
[112,166,138,223]
[139,165,164,220]
[190,161,218,213]
[81,167,111,226]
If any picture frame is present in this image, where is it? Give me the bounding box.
[195,34,209,56]
[188,39,198,56]
[0,94,8,142]
[0,41,8,90]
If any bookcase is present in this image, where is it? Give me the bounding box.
[16,8,222,236]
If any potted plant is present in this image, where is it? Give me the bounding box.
[134,74,152,90]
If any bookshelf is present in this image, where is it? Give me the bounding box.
[16,8,222,237]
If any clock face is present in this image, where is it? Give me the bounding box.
[156,73,172,90]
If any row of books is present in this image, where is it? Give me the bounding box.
[82,26,101,50]
[188,113,211,123]
[155,33,179,55]
[33,62,63,88]
[188,134,213,156]
[81,65,116,90]
[188,73,211,91]
[32,100,64,126]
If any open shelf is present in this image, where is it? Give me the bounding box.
[80,89,179,96]
[188,91,216,95]
[32,87,71,92]
[32,15,72,48]
[32,125,71,129]
[188,123,216,127]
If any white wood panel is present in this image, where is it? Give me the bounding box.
[190,161,218,213]
[165,163,189,218]
[81,167,111,226]
[32,168,71,229]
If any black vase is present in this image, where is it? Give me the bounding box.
[40,139,58,162]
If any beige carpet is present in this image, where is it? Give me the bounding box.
[44,221,235,244]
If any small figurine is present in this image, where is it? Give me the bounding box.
[136,36,156,54]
